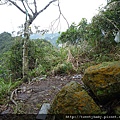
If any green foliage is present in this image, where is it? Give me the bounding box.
[58,47,68,61]
[107,0,120,5]
[57,1,120,66]
[0,77,22,100]
[0,0,120,102]
[52,62,75,75]
[6,38,36,79]
[28,64,45,77]
[57,23,79,45]
[8,40,23,79]
[86,1,120,51]
[0,78,11,99]
[58,1,120,55]
[77,18,88,41]
[0,32,14,56]
[4,38,61,79]
[28,39,60,77]
[57,18,88,45]
[0,52,12,81]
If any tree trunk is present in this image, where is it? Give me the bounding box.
[22,21,30,79]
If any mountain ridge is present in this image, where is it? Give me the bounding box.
[30,33,60,46]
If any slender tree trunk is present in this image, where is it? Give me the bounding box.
[23,21,30,79]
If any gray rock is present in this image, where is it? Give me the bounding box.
[36,103,50,120]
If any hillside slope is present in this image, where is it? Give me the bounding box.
[0,32,14,55]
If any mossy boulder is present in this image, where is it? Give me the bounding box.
[50,81,101,115]
[82,61,120,104]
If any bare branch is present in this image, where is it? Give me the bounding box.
[49,0,69,32]
[8,0,26,14]
[21,0,33,21]
[21,0,29,21]
[29,0,57,25]
[7,0,32,21]
[25,0,34,15]
[37,0,57,15]
[57,0,69,28]
[21,0,27,12]
[34,0,37,13]
[50,14,61,32]
[3,0,69,31]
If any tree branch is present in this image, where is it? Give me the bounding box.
[21,0,33,21]
[57,0,69,28]
[29,0,57,24]
[8,0,26,14]
[8,0,32,21]
[21,0,27,13]
[25,0,34,15]
[37,0,57,15]
[49,0,69,32]
[21,0,29,21]
[103,15,120,31]
[50,14,61,32]
[34,0,37,13]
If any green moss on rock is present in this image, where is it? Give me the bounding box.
[82,61,120,104]
[50,81,101,115]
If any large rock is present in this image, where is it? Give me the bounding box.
[82,61,120,104]
[50,81,101,115]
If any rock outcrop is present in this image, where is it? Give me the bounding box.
[50,61,120,115]
[82,61,120,104]
[50,81,101,115]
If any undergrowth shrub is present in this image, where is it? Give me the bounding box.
[0,78,11,99]
[52,62,75,75]
[28,39,61,78]
[58,40,120,73]
[3,36,120,80]
[28,64,45,77]
[0,77,22,102]
[5,38,60,79]
[5,39,36,79]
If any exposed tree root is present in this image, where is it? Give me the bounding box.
[10,89,18,106]
[10,87,27,106]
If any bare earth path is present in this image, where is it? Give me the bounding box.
[1,74,83,114]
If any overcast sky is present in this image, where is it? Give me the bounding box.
[0,0,107,34]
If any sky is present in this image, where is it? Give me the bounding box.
[0,0,107,34]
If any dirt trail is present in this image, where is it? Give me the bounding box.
[1,74,83,114]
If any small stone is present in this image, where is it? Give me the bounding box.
[52,86,56,89]
[1,108,11,114]
[26,89,32,93]
[36,103,50,120]
[72,74,82,79]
